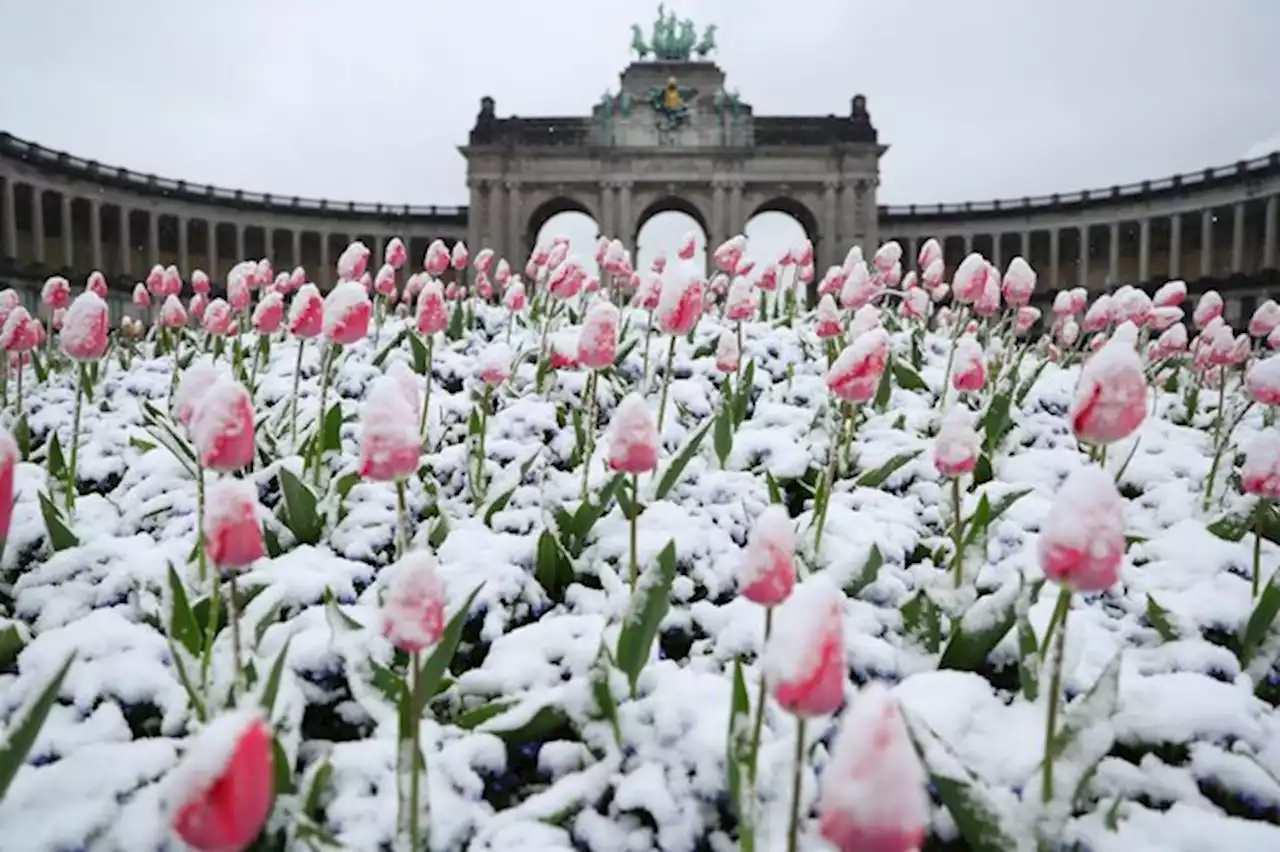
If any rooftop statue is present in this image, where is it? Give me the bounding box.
[630,5,717,62]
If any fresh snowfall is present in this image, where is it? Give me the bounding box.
[0,232,1279,852]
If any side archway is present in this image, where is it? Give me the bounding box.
[633,196,711,276]
[525,196,602,277]
[744,196,820,299]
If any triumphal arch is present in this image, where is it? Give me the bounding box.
[459,7,885,273]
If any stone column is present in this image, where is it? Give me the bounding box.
[1107,221,1120,285]
[292,229,302,270]
[728,180,743,237]
[822,180,838,270]
[863,178,879,250]
[1169,214,1182,279]
[1265,196,1278,269]
[710,180,726,251]
[61,193,73,268]
[839,183,857,248]
[1,178,16,260]
[1232,202,1246,272]
[148,211,160,268]
[319,234,330,288]
[1048,228,1060,290]
[117,206,130,275]
[505,180,523,265]
[466,180,482,259]
[618,181,634,246]
[235,223,246,263]
[962,233,972,255]
[209,223,220,279]
[485,182,503,253]
[991,232,1003,270]
[1138,218,1151,283]
[372,233,384,269]
[31,187,44,265]
[178,216,189,272]
[1078,225,1090,289]
[599,182,615,243]
[1200,209,1213,277]
[89,198,102,271]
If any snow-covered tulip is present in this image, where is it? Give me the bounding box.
[712,235,746,273]
[577,301,619,370]
[384,237,407,270]
[423,240,450,276]
[1112,286,1152,328]
[450,241,469,270]
[471,247,494,275]
[359,374,421,483]
[818,682,928,852]
[288,284,324,338]
[416,280,449,335]
[0,307,40,354]
[85,270,107,299]
[1194,290,1224,328]
[1015,306,1041,336]
[475,342,512,386]
[1001,257,1036,306]
[1148,305,1183,332]
[169,710,273,852]
[656,274,702,336]
[952,253,987,303]
[202,479,266,568]
[815,294,843,338]
[132,282,151,309]
[191,269,211,295]
[1250,300,1280,338]
[189,377,255,472]
[1153,279,1186,308]
[1082,295,1113,334]
[714,329,740,374]
[381,551,446,653]
[251,292,284,334]
[158,295,188,330]
[1070,323,1147,445]
[0,429,14,544]
[917,238,942,271]
[675,231,697,261]
[873,240,902,273]
[174,361,222,427]
[935,406,980,478]
[973,265,1002,317]
[323,280,372,345]
[41,275,70,310]
[502,279,526,314]
[1052,290,1076,316]
[1038,465,1125,592]
[765,573,846,717]
[550,336,579,371]
[951,335,986,392]
[1247,355,1280,406]
[189,293,208,322]
[1058,318,1081,348]
[202,299,232,336]
[493,259,511,288]
[901,287,930,321]
[1153,323,1187,359]
[1242,430,1280,500]
[374,264,397,297]
[725,277,756,321]
[336,240,370,281]
[607,393,659,475]
[738,505,795,607]
[827,328,890,404]
[839,261,876,310]
[60,291,109,361]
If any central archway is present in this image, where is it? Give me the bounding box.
[525,196,601,277]
[633,196,711,277]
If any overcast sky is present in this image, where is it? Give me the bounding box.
[2,0,1278,274]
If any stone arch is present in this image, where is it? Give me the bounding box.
[524,195,601,261]
[748,195,821,248]
[632,194,712,274]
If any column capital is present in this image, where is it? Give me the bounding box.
[822,179,840,192]
[503,178,521,191]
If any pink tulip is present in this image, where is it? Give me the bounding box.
[189,377,255,472]
[1038,465,1124,592]
[917,238,942,271]
[1242,430,1280,498]
[607,393,659,474]
[51,307,65,332]
[494,259,511,287]
[1051,290,1077,316]
[190,270,210,296]
[287,285,324,338]
[840,261,877,310]
[550,337,580,371]
[358,374,421,481]
[84,271,107,299]
[60,292,109,360]
[900,287,930,321]
[951,336,986,392]
[169,710,273,852]
[41,276,71,310]
[173,362,222,426]
[254,259,271,289]
[602,240,628,276]
[374,264,397,297]
[189,293,208,322]
[475,343,512,386]
[633,274,662,311]
[797,264,815,286]
[502,279,527,314]
[764,574,846,716]
[1152,323,1187,359]
[1194,291,1224,329]
[132,283,151,309]
[1001,257,1036,307]
[677,231,698,261]
[828,328,889,404]
[1015,306,1041,336]
[323,281,372,345]
[815,294,844,339]
[794,240,814,268]
[872,240,901,273]
[451,241,469,270]
[656,274,703,336]
[715,330,740,374]
[973,265,1002,317]
[712,235,746,273]
[725,278,756,322]
[226,273,251,314]
[162,265,183,298]
[0,430,14,543]
[202,299,233,336]
[1248,356,1280,406]
[818,682,928,852]
[252,293,284,334]
[336,240,370,282]
[758,264,779,292]
[470,247,495,277]
[1112,286,1152,328]
[416,280,449,335]
[1148,305,1183,332]
[935,407,980,477]
[952,253,987,303]
[423,240,449,276]
[738,505,795,606]
[381,552,446,653]
[200,478,265,572]
[475,271,494,301]
[157,295,188,329]
[0,307,40,353]
[1153,279,1186,308]
[1070,323,1147,445]
[1250,300,1280,338]
[384,237,407,270]
[1081,295,1113,334]
[578,301,619,370]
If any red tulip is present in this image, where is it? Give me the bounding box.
[0,307,41,353]
[1070,323,1147,445]
[577,301,619,370]
[1001,257,1036,307]
[714,330,740,374]
[358,374,421,482]
[384,237,407,270]
[1242,430,1280,499]
[827,328,889,404]
[322,281,372,345]
[550,336,580,370]
[934,407,980,478]
[0,428,16,544]
[60,292,109,361]
[677,232,698,261]
[764,574,846,717]
[86,271,108,299]
[818,682,928,852]
[133,283,151,309]
[416,280,449,335]
[381,551,446,653]
[203,299,233,336]
[249,293,282,334]
[815,294,844,339]
[607,393,659,474]
[1037,465,1124,592]
[169,710,273,852]
[158,295,188,329]
[336,240,370,282]
[203,479,266,568]
[1194,291,1224,329]
[738,505,795,606]
[41,275,71,309]
[450,241,469,270]
[656,274,703,336]
[951,335,986,392]
[501,280,526,314]
[189,377,255,472]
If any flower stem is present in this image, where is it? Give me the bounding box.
[743,607,773,852]
[419,334,435,447]
[951,475,964,588]
[396,479,411,559]
[656,335,677,432]
[196,463,208,584]
[65,363,86,512]
[474,385,491,503]
[786,717,807,852]
[312,343,334,487]
[1254,500,1265,600]
[228,569,243,704]
[629,473,640,592]
[1203,374,1229,511]
[641,319,655,393]
[409,650,424,852]
[580,370,597,501]
[289,338,305,448]
[1041,585,1072,805]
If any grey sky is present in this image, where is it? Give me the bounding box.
[1,0,1278,257]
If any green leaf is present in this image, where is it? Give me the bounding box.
[981,391,1014,454]
[455,698,518,729]
[892,360,929,392]
[30,351,47,384]
[535,529,575,603]
[38,492,78,551]
[127,435,157,453]
[272,734,294,796]
[46,432,65,481]
[428,514,450,549]
[939,575,1022,671]
[259,637,293,719]
[713,405,733,468]
[1048,652,1122,760]
[446,301,464,340]
[901,590,943,654]
[302,758,333,821]
[278,468,322,546]
[482,486,517,528]
[417,584,484,704]
[615,541,677,697]
[655,420,713,501]
[14,415,28,461]
[321,403,343,456]
[263,524,283,558]
[873,353,893,412]
[845,544,883,598]
[372,327,410,367]
[1240,571,1280,667]
[961,488,1032,551]
[323,588,364,633]
[0,653,76,801]
[765,471,783,505]
[1014,360,1049,406]
[726,657,751,821]
[1207,503,1255,543]
[733,360,755,427]
[1017,616,1039,702]
[856,449,922,489]
[0,623,25,670]
[590,643,621,747]
[167,563,202,656]
[1145,595,1179,642]
[165,634,206,723]
[477,701,573,744]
